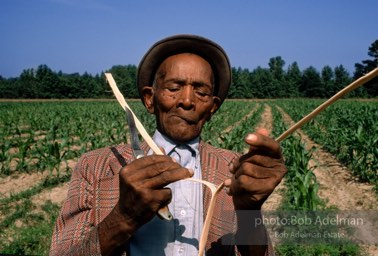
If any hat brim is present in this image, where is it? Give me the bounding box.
[137,34,231,105]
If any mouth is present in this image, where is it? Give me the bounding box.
[171,114,198,125]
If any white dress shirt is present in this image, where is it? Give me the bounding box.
[128,130,204,255]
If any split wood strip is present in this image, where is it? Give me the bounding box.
[198,182,225,256]
[105,73,162,154]
[105,73,222,256]
[105,73,219,190]
[105,73,173,220]
[276,68,378,142]
[106,68,378,255]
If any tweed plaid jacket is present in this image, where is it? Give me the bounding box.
[49,141,274,255]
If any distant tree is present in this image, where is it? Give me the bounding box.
[14,69,38,98]
[268,56,287,97]
[268,56,285,79]
[334,65,352,97]
[80,72,94,98]
[321,65,334,97]
[286,62,302,97]
[0,77,18,98]
[300,66,323,97]
[354,39,378,96]
[107,65,138,98]
[94,73,109,98]
[250,66,274,98]
[229,67,254,98]
[35,65,62,98]
[65,73,83,98]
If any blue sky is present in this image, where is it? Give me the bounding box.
[1,0,377,78]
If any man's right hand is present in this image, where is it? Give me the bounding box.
[99,154,192,255]
[118,154,193,226]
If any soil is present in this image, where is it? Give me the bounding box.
[0,172,48,197]
[277,106,378,255]
[31,182,70,206]
[256,104,285,212]
[1,102,376,254]
[222,103,260,134]
[277,107,377,211]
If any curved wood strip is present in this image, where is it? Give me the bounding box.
[105,73,222,255]
[105,73,163,155]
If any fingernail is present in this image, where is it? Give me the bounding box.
[188,168,194,176]
[171,157,177,163]
[246,134,257,142]
[228,162,234,172]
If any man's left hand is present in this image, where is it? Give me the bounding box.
[225,128,287,210]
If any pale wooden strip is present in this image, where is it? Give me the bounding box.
[276,68,378,142]
[105,73,163,154]
[105,73,221,254]
[105,73,220,191]
[198,182,225,256]
[105,73,173,220]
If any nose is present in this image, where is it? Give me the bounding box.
[177,85,195,110]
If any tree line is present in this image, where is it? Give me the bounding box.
[1,40,377,99]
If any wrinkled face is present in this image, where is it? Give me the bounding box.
[142,53,220,143]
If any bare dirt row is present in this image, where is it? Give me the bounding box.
[277,106,377,255]
[1,102,376,254]
[277,106,377,211]
[3,103,376,213]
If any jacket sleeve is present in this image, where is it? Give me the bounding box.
[49,154,103,255]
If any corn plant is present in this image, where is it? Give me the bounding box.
[205,102,264,152]
[276,100,378,185]
[270,104,323,210]
[270,103,360,255]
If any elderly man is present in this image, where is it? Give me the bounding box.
[50,34,287,255]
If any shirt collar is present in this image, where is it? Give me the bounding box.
[152,130,200,156]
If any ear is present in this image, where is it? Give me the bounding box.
[142,86,155,114]
[207,96,221,120]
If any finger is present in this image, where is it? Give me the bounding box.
[231,134,281,169]
[230,131,281,175]
[228,174,275,196]
[256,127,269,137]
[224,178,232,187]
[224,178,232,195]
[143,167,193,188]
[233,163,276,180]
[245,133,280,154]
[239,155,285,172]
[154,187,173,207]
[229,158,237,174]
[125,160,182,183]
[122,155,177,178]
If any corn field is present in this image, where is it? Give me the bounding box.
[0,99,377,255]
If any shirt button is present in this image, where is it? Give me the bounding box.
[180,210,186,216]
[178,247,184,254]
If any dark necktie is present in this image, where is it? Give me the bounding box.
[172,144,194,168]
